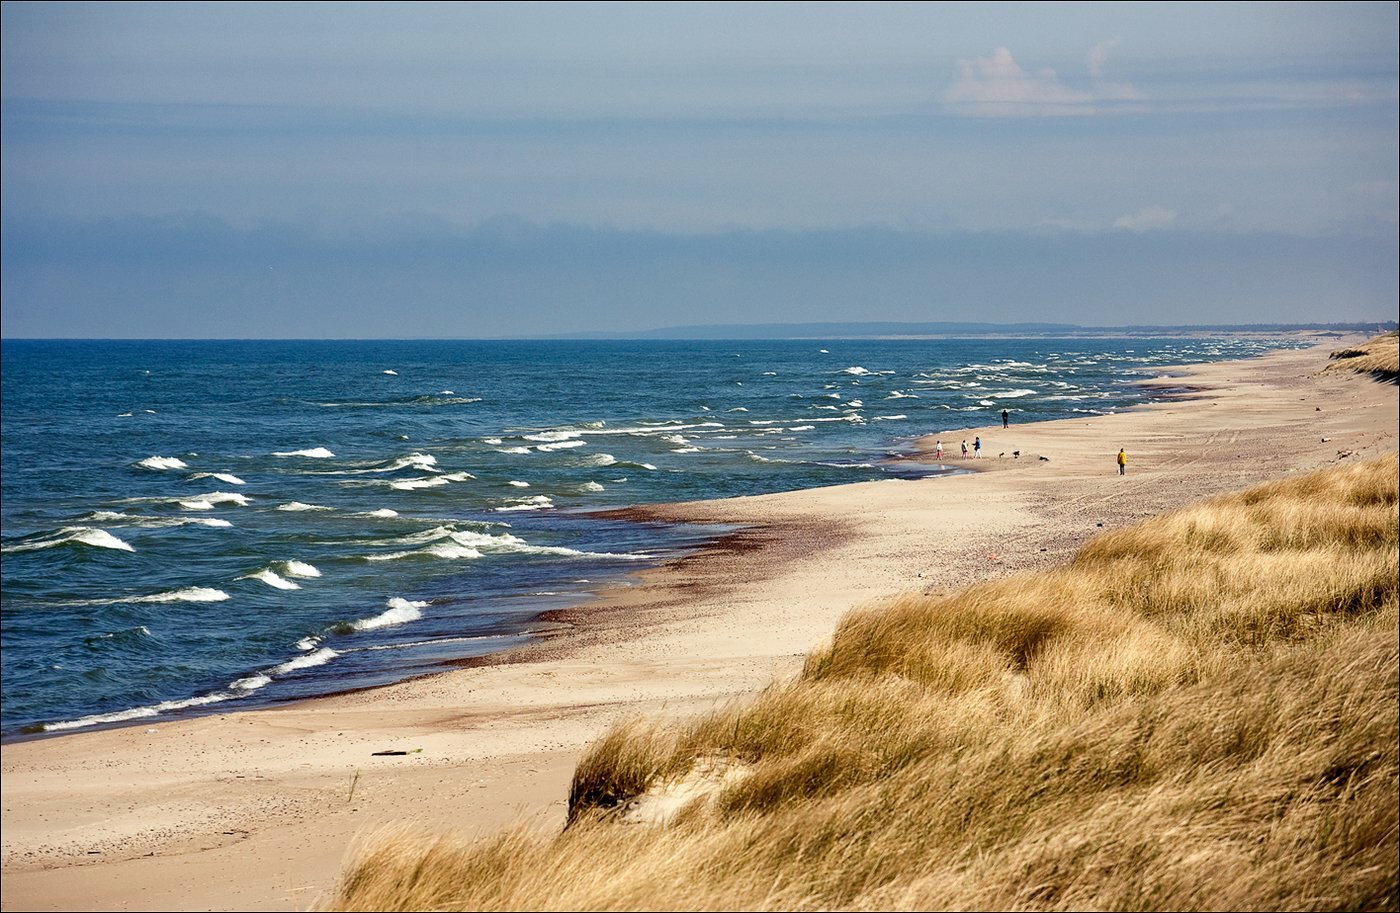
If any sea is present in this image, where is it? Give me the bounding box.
[0,336,1302,737]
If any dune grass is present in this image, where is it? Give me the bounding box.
[1325,332,1399,381]
[333,454,1399,911]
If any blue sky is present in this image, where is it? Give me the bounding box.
[2,2,1396,337]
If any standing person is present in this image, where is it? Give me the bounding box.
[935,440,944,462]
[961,440,968,459]
[1117,448,1127,475]
[1002,409,1009,429]
[974,436,982,459]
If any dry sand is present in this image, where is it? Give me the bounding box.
[3,338,1396,912]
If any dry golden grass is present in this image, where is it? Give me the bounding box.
[332,454,1399,912]
[1325,332,1400,381]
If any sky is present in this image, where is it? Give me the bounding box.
[2,1,1396,338]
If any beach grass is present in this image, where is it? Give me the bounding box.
[1325,331,1400,382]
[332,453,1399,912]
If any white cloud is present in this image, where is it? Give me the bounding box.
[1087,37,1119,79]
[1113,206,1178,233]
[944,44,1140,116]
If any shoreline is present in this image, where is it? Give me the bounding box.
[3,337,1395,912]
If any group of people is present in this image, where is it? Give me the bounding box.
[930,408,1130,475]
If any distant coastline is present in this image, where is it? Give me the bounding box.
[537,320,1398,341]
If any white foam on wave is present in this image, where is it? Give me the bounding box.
[581,453,617,467]
[136,456,188,471]
[523,430,582,442]
[497,446,532,454]
[496,495,554,512]
[383,369,399,375]
[390,477,451,490]
[536,440,587,451]
[377,452,438,473]
[874,414,908,421]
[365,508,400,518]
[885,391,918,399]
[842,366,872,376]
[180,492,250,511]
[270,647,338,673]
[2,526,136,554]
[508,480,530,488]
[579,481,605,492]
[787,425,815,432]
[351,597,427,631]
[44,690,238,732]
[273,447,336,458]
[365,537,483,561]
[276,501,334,511]
[483,438,504,445]
[995,389,1038,398]
[442,472,475,482]
[282,560,321,578]
[188,471,246,485]
[82,512,234,530]
[295,635,321,651]
[244,569,300,590]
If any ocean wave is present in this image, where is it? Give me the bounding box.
[243,568,300,590]
[580,453,617,467]
[496,495,554,512]
[508,480,531,487]
[787,425,815,432]
[376,452,439,473]
[390,477,451,490]
[282,560,321,578]
[136,456,188,471]
[365,537,484,561]
[81,511,232,529]
[269,647,338,674]
[496,446,532,454]
[536,440,587,451]
[441,472,475,482]
[523,430,582,442]
[273,447,336,458]
[2,526,135,554]
[349,597,427,631]
[579,481,605,492]
[873,414,908,421]
[994,389,1038,398]
[44,690,240,732]
[188,471,246,485]
[383,369,399,376]
[364,508,400,518]
[276,501,334,511]
[179,492,250,510]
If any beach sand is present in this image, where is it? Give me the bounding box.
[3,338,1396,912]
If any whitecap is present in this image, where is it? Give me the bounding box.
[1,527,135,554]
[350,597,427,631]
[483,438,504,445]
[243,569,300,590]
[282,560,321,578]
[726,407,749,412]
[272,447,335,458]
[873,414,908,421]
[276,501,334,511]
[495,495,554,512]
[508,480,530,488]
[536,440,587,451]
[523,430,582,442]
[180,492,249,511]
[376,452,438,473]
[441,472,475,482]
[842,366,872,376]
[136,456,188,471]
[295,636,321,651]
[365,508,399,518]
[787,425,815,432]
[496,446,532,454]
[579,481,605,492]
[581,453,617,467]
[188,471,247,485]
[995,389,1038,398]
[270,647,338,674]
[390,477,451,490]
[383,369,399,376]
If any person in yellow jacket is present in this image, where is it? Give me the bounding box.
[1117,448,1127,475]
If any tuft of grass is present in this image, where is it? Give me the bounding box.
[332,455,1399,911]
[1325,332,1399,382]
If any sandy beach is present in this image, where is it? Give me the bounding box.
[3,337,1396,913]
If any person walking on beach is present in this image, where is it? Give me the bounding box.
[1002,409,1009,429]
[961,440,968,458]
[1117,448,1127,475]
[974,436,982,459]
[935,440,943,462]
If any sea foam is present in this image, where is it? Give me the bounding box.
[1,527,135,553]
[273,447,336,458]
[350,597,427,631]
[137,456,188,471]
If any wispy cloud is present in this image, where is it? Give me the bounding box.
[943,43,1140,116]
[1114,206,1177,233]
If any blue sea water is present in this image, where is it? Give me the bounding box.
[0,336,1300,736]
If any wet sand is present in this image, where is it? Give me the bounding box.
[3,338,1395,912]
